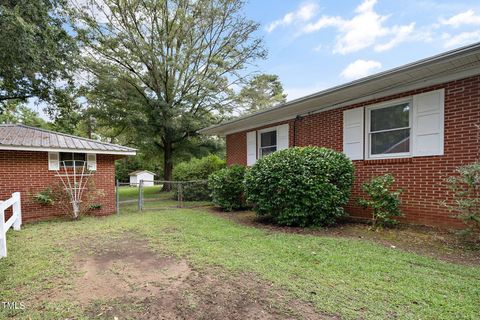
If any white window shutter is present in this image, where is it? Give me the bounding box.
[87,153,97,171]
[413,89,444,156]
[48,152,60,171]
[246,131,257,166]
[276,124,289,151]
[343,107,364,160]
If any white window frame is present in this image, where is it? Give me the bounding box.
[60,152,87,167]
[257,128,277,158]
[365,98,413,160]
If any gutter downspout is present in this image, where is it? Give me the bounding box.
[293,115,303,147]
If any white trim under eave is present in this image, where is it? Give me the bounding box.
[217,66,480,136]
[0,145,137,156]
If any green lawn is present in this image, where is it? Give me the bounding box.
[1,208,479,319]
[117,185,164,201]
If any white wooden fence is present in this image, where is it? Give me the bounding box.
[0,192,22,258]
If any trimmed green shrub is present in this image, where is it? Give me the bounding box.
[358,174,403,229]
[245,147,355,227]
[209,165,247,211]
[444,162,480,236]
[173,155,226,201]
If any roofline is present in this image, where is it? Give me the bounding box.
[0,145,136,155]
[129,170,156,176]
[200,41,480,135]
[0,124,137,152]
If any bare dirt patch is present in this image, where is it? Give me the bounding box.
[73,236,191,303]
[209,209,480,266]
[53,233,333,319]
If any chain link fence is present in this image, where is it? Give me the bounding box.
[116,179,210,214]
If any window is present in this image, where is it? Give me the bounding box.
[60,152,86,167]
[367,101,411,158]
[259,130,277,158]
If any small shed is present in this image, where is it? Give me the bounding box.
[129,170,155,186]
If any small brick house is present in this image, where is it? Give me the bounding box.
[0,124,136,222]
[200,43,480,228]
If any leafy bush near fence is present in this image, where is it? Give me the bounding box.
[444,162,480,237]
[173,155,226,201]
[358,174,403,229]
[245,147,355,227]
[209,165,247,211]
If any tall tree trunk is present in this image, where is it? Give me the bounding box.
[162,140,173,191]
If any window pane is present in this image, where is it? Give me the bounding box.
[73,153,86,161]
[261,131,276,147]
[60,153,86,167]
[261,146,277,157]
[60,153,73,161]
[371,103,410,132]
[371,129,410,155]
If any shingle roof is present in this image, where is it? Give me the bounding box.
[0,124,136,155]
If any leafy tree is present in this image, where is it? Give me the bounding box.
[236,74,286,114]
[0,102,49,128]
[115,154,163,182]
[68,0,265,186]
[44,88,86,135]
[0,0,76,112]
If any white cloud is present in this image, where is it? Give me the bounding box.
[374,23,415,52]
[443,31,480,48]
[302,16,343,33]
[440,10,480,28]
[302,0,416,54]
[340,59,382,80]
[266,2,319,33]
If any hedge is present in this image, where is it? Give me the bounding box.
[209,165,247,211]
[172,155,225,201]
[245,147,355,227]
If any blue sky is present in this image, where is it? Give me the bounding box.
[243,0,480,100]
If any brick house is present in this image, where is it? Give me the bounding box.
[0,124,136,222]
[200,43,480,228]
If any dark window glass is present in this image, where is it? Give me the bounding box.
[260,131,276,147]
[371,129,410,155]
[370,103,410,132]
[60,153,73,161]
[60,153,86,167]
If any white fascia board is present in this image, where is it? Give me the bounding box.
[0,145,137,155]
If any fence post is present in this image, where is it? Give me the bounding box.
[139,179,144,211]
[116,180,120,215]
[12,192,21,231]
[0,204,6,258]
[177,182,183,208]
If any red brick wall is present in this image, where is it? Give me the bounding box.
[226,75,480,228]
[0,151,118,222]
